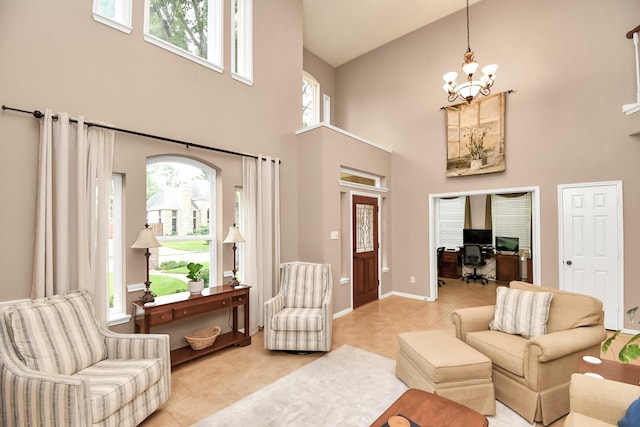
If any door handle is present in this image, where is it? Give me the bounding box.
[566,260,572,266]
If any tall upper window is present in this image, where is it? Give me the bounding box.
[144,0,223,72]
[231,0,253,84]
[146,157,217,296]
[302,71,320,127]
[93,0,132,33]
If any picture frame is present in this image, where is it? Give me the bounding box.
[445,92,506,177]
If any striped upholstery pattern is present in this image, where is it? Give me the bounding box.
[264,263,333,351]
[283,263,328,308]
[0,290,170,427]
[75,358,163,423]
[5,290,107,375]
[489,286,554,338]
[271,307,323,331]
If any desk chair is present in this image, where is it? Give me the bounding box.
[436,247,446,287]
[463,244,488,285]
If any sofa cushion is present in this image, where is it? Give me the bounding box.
[283,264,328,309]
[466,330,527,377]
[271,307,324,331]
[510,281,604,332]
[73,358,163,423]
[5,289,106,375]
[489,286,553,338]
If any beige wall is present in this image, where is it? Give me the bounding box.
[296,125,391,313]
[0,0,303,343]
[333,0,640,326]
[4,0,640,336]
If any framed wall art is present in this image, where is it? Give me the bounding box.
[445,92,506,177]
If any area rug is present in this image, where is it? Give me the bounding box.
[193,344,533,426]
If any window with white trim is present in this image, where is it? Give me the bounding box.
[491,193,532,251]
[231,0,253,84]
[144,0,223,72]
[302,71,320,127]
[436,197,465,248]
[340,167,381,189]
[93,0,133,33]
[146,157,217,296]
[108,173,125,319]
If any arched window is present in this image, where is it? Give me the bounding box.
[146,156,217,296]
[302,71,320,127]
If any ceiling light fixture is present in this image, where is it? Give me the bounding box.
[442,0,498,103]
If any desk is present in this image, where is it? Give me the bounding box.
[439,250,461,279]
[493,253,520,285]
[133,285,251,366]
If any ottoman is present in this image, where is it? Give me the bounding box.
[395,330,495,415]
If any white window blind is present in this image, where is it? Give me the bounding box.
[491,193,532,251]
[436,197,465,248]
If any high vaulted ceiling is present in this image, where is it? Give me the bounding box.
[303,0,482,67]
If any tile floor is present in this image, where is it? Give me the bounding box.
[141,279,626,427]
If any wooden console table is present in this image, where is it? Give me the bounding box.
[133,285,251,366]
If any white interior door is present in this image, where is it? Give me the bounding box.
[558,182,623,330]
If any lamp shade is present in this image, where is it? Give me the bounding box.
[131,227,162,249]
[223,225,245,244]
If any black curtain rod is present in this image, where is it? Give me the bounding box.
[1,104,279,163]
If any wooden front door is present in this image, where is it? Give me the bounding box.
[352,195,379,308]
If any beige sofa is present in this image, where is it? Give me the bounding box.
[565,373,640,426]
[450,281,606,426]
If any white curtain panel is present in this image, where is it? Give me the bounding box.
[241,156,280,334]
[32,109,114,325]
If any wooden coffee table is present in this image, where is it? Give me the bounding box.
[370,389,489,427]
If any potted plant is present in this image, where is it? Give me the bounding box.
[186,262,205,295]
[602,306,640,362]
[465,127,487,170]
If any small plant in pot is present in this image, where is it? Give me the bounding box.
[186,262,205,295]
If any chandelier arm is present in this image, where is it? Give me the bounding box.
[479,87,491,96]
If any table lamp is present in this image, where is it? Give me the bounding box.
[131,224,162,303]
[223,224,245,286]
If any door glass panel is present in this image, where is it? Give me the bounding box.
[355,203,374,253]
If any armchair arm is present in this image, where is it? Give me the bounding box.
[526,325,607,363]
[569,373,640,425]
[450,305,495,341]
[263,293,286,338]
[101,327,170,360]
[0,357,92,426]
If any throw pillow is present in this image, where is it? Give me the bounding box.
[5,289,106,375]
[489,286,553,338]
[619,396,640,427]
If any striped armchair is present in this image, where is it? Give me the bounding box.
[0,289,170,427]
[264,263,333,352]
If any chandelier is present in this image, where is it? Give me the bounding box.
[442,0,498,103]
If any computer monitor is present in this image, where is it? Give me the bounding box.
[495,236,519,253]
[462,229,492,245]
